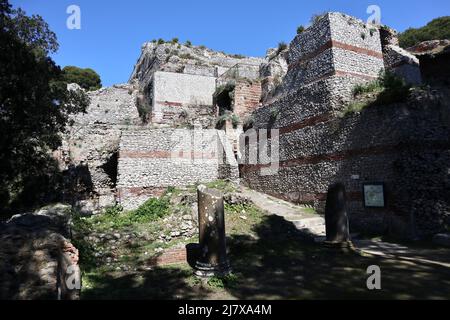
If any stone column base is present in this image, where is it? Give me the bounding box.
[323,240,355,252]
[194,260,232,278]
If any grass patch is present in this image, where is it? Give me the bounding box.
[134,197,170,222]
[207,273,240,289]
[225,203,266,236]
[86,197,170,231]
[205,180,238,193]
[343,71,412,115]
[352,81,383,97]
[74,182,450,300]
[343,101,370,115]
[302,207,317,215]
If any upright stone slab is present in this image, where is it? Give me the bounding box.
[194,185,231,277]
[325,183,351,244]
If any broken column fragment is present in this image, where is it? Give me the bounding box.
[194,185,231,277]
[324,183,352,246]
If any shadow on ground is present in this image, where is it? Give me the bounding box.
[81,215,450,300]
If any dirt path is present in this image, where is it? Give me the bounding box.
[239,186,326,238]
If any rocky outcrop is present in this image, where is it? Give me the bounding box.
[407,39,450,56]
[408,40,450,85]
[0,204,80,300]
[58,84,142,214]
[260,47,289,104]
[129,42,264,92]
[70,84,140,126]
[380,26,422,85]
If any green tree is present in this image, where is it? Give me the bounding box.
[399,16,450,48]
[0,0,89,212]
[62,66,102,91]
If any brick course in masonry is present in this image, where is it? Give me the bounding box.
[240,13,450,238]
[117,129,238,209]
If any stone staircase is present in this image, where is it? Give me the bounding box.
[288,216,326,240]
[239,186,326,240]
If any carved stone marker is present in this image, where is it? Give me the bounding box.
[194,185,231,277]
[325,183,351,245]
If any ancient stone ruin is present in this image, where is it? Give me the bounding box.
[57,11,449,241]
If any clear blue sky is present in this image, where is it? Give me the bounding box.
[11,0,450,86]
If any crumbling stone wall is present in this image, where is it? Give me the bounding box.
[380,26,422,85]
[241,13,450,238]
[243,92,449,237]
[130,42,263,92]
[152,71,217,125]
[0,204,80,300]
[57,84,141,214]
[260,47,289,104]
[284,12,384,94]
[117,128,238,209]
[408,40,450,85]
[71,84,140,126]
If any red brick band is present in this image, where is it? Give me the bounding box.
[257,189,363,203]
[289,39,383,71]
[241,141,450,173]
[156,100,184,107]
[120,150,217,160]
[279,113,333,135]
[148,247,187,267]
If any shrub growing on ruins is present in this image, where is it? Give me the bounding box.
[297,25,305,34]
[344,71,412,115]
[214,82,236,99]
[216,113,230,128]
[231,114,240,128]
[269,107,280,122]
[103,205,124,217]
[310,12,327,25]
[178,53,196,60]
[243,115,254,131]
[375,71,411,105]
[185,40,192,47]
[352,80,383,97]
[133,197,170,222]
[276,42,288,54]
[157,38,165,44]
[171,37,179,44]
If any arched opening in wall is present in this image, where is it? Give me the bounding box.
[216,89,233,116]
[100,150,119,187]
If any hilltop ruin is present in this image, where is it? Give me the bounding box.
[57,12,449,239]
